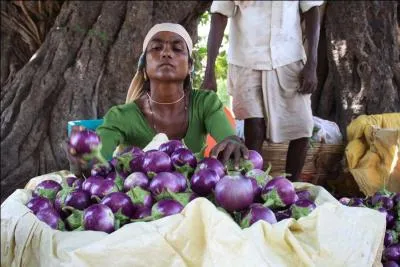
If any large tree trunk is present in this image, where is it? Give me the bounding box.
[313,1,400,134]
[1,1,63,86]
[0,1,211,202]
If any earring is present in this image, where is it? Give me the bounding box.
[143,71,148,81]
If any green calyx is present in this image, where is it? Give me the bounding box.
[114,174,124,191]
[114,209,130,229]
[65,208,84,230]
[127,186,149,205]
[194,144,207,162]
[239,215,250,229]
[37,188,58,201]
[290,206,312,220]
[57,220,66,231]
[262,189,285,209]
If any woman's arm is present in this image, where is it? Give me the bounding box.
[202,92,248,167]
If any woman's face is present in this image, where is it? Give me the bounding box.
[145,31,191,82]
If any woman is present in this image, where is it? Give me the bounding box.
[68,23,247,174]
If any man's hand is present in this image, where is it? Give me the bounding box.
[298,63,318,94]
[200,71,217,92]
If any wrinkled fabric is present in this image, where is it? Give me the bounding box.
[346,113,400,195]
[1,176,385,267]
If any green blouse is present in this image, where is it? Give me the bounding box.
[96,90,235,160]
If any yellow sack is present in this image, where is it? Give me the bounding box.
[345,113,400,196]
[1,175,385,267]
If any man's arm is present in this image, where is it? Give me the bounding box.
[201,13,228,92]
[299,6,321,94]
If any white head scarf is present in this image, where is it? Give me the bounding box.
[142,23,193,55]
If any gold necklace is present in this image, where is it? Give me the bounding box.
[147,93,188,133]
[146,92,185,105]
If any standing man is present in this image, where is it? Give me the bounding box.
[201,1,323,181]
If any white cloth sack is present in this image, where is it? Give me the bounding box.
[1,178,385,267]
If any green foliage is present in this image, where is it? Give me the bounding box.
[192,11,230,107]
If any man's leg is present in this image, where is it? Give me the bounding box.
[244,118,265,153]
[286,137,309,181]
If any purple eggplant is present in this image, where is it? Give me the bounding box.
[392,193,400,205]
[159,140,185,156]
[290,199,316,220]
[377,208,396,229]
[82,176,104,193]
[129,154,144,173]
[101,192,136,217]
[36,207,65,230]
[33,180,62,201]
[171,148,197,169]
[383,244,400,262]
[247,150,264,170]
[101,192,136,228]
[134,206,152,219]
[90,179,119,199]
[105,171,117,181]
[109,157,118,171]
[26,196,53,215]
[190,169,220,196]
[65,190,91,210]
[215,172,254,212]
[124,172,149,191]
[83,204,115,233]
[142,151,172,177]
[383,261,400,267]
[262,177,297,209]
[172,171,189,189]
[68,129,107,164]
[372,194,394,210]
[149,172,187,197]
[196,157,225,178]
[55,188,91,217]
[249,177,263,203]
[91,163,113,177]
[240,203,277,228]
[68,129,101,155]
[296,189,312,201]
[171,148,197,178]
[384,230,399,247]
[65,176,78,187]
[72,178,84,190]
[348,198,366,207]
[275,209,291,222]
[226,150,264,173]
[339,197,351,206]
[151,199,184,219]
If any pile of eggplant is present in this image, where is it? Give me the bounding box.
[340,191,400,266]
[27,129,319,234]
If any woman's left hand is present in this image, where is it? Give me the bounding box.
[210,135,249,169]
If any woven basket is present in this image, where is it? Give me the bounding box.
[261,142,345,184]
